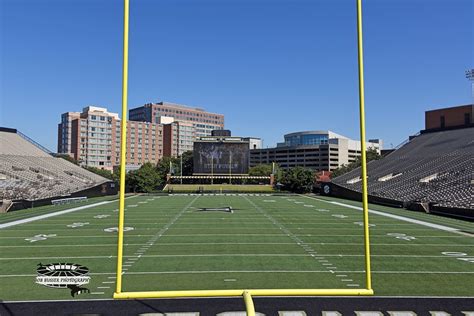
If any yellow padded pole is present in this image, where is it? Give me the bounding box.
[243,290,256,316]
[113,288,374,299]
[115,0,129,294]
[356,0,373,291]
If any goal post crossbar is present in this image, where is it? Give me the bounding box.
[114,0,373,314]
[113,289,374,299]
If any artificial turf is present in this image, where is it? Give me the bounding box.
[0,193,473,301]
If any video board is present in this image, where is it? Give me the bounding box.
[193,141,249,174]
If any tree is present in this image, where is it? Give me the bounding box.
[127,162,162,193]
[248,163,283,184]
[248,164,273,177]
[331,148,381,178]
[56,154,79,165]
[112,165,122,182]
[155,152,193,179]
[281,167,314,193]
[156,156,175,183]
[180,151,194,176]
[84,166,114,180]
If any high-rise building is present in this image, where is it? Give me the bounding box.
[58,106,119,170]
[122,120,164,169]
[57,106,165,171]
[57,111,81,155]
[158,116,195,155]
[129,101,225,155]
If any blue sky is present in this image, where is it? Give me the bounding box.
[1,0,472,151]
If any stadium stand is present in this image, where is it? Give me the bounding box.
[0,127,109,203]
[330,127,473,214]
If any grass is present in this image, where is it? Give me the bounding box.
[0,193,473,301]
[164,184,275,192]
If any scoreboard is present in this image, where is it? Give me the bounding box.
[193,140,249,175]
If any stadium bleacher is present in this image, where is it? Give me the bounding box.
[331,127,474,210]
[0,128,108,201]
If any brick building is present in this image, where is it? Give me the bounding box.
[425,104,473,131]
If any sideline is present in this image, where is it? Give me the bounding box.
[302,195,472,237]
[0,195,138,229]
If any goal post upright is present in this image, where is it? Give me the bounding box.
[356,0,373,291]
[113,0,374,310]
[115,0,130,295]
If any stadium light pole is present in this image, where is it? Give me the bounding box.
[229,152,232,184]
[211,157,214,185]
[356,0,373,291]
[466,69,474,103]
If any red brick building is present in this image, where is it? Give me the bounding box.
[425,104,473,131]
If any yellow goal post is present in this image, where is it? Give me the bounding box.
[113,0,374,314]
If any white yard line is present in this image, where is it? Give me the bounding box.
[0,196,138,230]
[243,196,352,287]
[1,270,473,278]
[115,195,201,278]
[0,234,467,239]
[1,242,473,248]
[0,254,316,260]
[302,196,473,237]
[0,235,154,239]
[0,243,142,248]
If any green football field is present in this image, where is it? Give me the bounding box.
[0,193,473,301]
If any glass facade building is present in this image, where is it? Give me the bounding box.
[283,133,329,146]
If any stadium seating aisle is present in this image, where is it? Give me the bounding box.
[332,127,474,210]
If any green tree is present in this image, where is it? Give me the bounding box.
[248,163,283,185]
[156,156,176,182]
[84,166,114,180]
[331,148,381,178]
[248,164,273,177]
[56,154,79,165]
[281,167,314,193]
[112,165,121,182]
[127,162,162,193]
[180,151,194,176]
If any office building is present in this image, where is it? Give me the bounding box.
[243,137,263,150]
[129,101,225,155]
[251,130,382,171]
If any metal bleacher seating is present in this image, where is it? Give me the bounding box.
[0,129,108,201]
[332,127,474,210]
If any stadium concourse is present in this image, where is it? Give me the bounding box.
[328,126,474,220]
[0,127,113,211]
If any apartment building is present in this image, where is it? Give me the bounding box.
[58,106,164,171]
